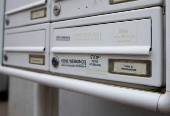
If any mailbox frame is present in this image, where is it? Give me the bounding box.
[1,0,170,113]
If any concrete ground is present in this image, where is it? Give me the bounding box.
[0,101,8,116]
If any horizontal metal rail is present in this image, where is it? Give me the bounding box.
[5,0,46,15]
[4,47,45,52]
[0,66,164,112]
[51,46,150,55]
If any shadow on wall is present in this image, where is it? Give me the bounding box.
[0,74,9,101]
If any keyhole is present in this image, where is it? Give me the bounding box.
[53,4,61,16]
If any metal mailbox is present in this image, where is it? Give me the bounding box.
[51,0,162,22]
[50,7,163,87]
[3,23,50,71]
[5,0,51,28]
[2,0,170,113]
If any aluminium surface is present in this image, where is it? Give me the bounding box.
[1,0,170,113]
[5,0,51,28]
[3,23,50,71]
[50,7,163,87]
[51,0,162,22]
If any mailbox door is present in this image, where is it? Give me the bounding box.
[5,0,51,28]
[50,7,163,87]
[51,0,162,22]
[3,23,50,71]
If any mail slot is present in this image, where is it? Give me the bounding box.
[51,0,162,22]
[5,0,51,28]
[50,7,163,87]
[3,23,50,71]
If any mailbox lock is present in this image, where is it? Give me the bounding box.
[52,56,59,67]
[4,54,8,61]
[6,17,9,25]
[53,4,61,16]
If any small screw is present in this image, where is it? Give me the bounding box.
[4,54,8,61]
[53,4,61,16]
[6,17,9,25]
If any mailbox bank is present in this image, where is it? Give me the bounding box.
[1,0,170,113]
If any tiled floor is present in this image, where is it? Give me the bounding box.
[0,101,8,116]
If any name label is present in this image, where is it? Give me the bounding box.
[73,30,103,43]
[31,9,46,20]
[29,55,45,65]
[109,59,151,77]
[113,26,137,45]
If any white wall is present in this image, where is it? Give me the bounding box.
[8,77,36,116]
[58,89,170,116]
[8,77,54,116]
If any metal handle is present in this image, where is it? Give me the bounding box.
[4,47,45,53]
[50,46,151,55]
[5,0,47,15]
